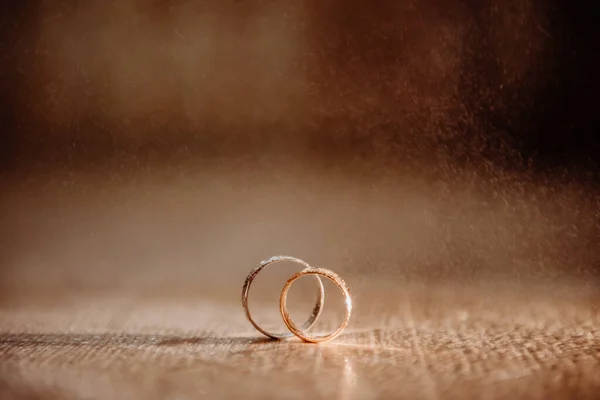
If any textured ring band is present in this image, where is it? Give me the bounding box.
[242,256,325,339]
[280,267,352,343]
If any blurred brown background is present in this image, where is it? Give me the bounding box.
[1,0,599,290]
[1,0,599,167]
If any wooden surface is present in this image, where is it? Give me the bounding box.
[2,278,599,399]
[1,169,600,399]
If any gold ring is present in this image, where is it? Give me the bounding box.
[280,267,352,343]
[242,256,325,339]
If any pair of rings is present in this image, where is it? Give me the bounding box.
[241,256,352,343]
